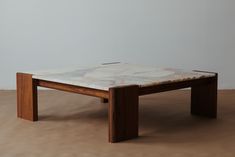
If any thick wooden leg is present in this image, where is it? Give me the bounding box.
[191,75,218,118]
[109,85,139,143]
[17,73,38,121]
[101,98,108,103]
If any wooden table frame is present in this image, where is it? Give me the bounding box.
[16,71,217,143]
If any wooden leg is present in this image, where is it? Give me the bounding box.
[17,73,38,121]
[101,98,108,103]
[191,75,218,118]
[108,85,139,143]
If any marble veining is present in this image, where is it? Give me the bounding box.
[27,63,215,91]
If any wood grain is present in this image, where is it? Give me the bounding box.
[109,85,139,143]
[17,73,38,121]
[16,70,218,142]
[139,76,216,96]
[36,79,109,99]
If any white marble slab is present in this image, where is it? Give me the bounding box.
[26,63,215,91]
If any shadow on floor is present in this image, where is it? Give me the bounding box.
[38,100,222,144]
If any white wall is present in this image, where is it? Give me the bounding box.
[0,0,235,89]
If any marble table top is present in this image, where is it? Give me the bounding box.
[27,63,215,91]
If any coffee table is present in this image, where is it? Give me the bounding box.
[16,63,217,143]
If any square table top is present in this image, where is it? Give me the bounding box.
[26,63,215,91]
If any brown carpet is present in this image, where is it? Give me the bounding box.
[0,90,235,157]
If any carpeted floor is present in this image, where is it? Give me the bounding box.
[0,90,235,157]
